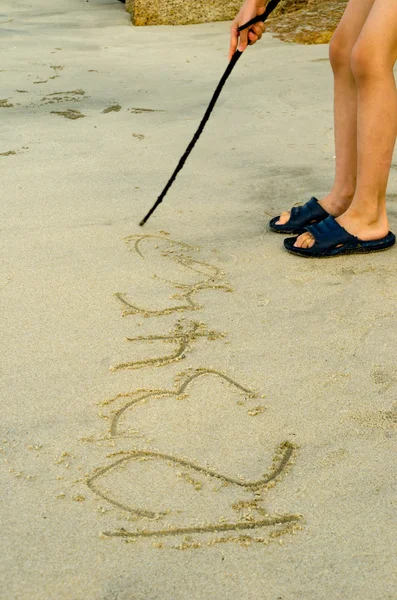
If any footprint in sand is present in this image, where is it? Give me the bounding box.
[50,65,64,77]
[51,109,86,120]
[350,403,397,430]
[0,99,13,108]
[41,90,86,106]
[102,104,122,113]
[372,366,397,394]
[0,147,29,157]
[128,107,165,114]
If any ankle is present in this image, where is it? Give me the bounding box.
[320,189,354,216]
[332,183,356,202]
[346,203,388,225]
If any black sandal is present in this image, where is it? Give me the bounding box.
[269,197,329,235]
[284,216,396,258]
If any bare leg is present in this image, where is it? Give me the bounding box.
[276,0,375,226]
[296,0,397,248]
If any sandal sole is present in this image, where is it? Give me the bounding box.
[284,234,396,258]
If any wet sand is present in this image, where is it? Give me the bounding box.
[1,1,397,599]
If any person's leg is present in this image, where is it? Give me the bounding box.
[276,0,375,226]
[296,0,397,248]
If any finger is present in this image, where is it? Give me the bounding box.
[229,25,239,60]
[238,27,249,53]
[252,24,263,37]
[248,31,259,44]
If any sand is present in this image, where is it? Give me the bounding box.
[1,1,397,599]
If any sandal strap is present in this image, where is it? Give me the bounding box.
[306,217,358,250]
[288,197,328,228]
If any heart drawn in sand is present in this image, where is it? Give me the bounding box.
[88,369,301,539]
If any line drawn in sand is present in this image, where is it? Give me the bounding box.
[86,442,302,539]
[115,234,232,318]
[101,368,258,438]
[110,320,225,372]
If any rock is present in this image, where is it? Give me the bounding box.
[267,0,347,44]
[273,0,309,14]
[126,0,242,26]
[125,0,345,44]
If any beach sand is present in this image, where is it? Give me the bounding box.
[1,1,396,599]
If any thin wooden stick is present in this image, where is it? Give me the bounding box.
[139,0,282,226]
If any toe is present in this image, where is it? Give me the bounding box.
[306,234,316,248]
[301,236,311,248]
[294,232,314,248]
[302,233,316,248]
[293,233,303,247]
[276,211,291,225]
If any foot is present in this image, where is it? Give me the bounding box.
[293,206,390,249]
[276,191,353,226]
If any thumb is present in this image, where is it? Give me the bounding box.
[238,28,249,52]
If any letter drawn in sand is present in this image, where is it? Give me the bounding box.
[115,235,231,317]
[110,321,225,372]
[102,368,257,438]
[87,442,301,540]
